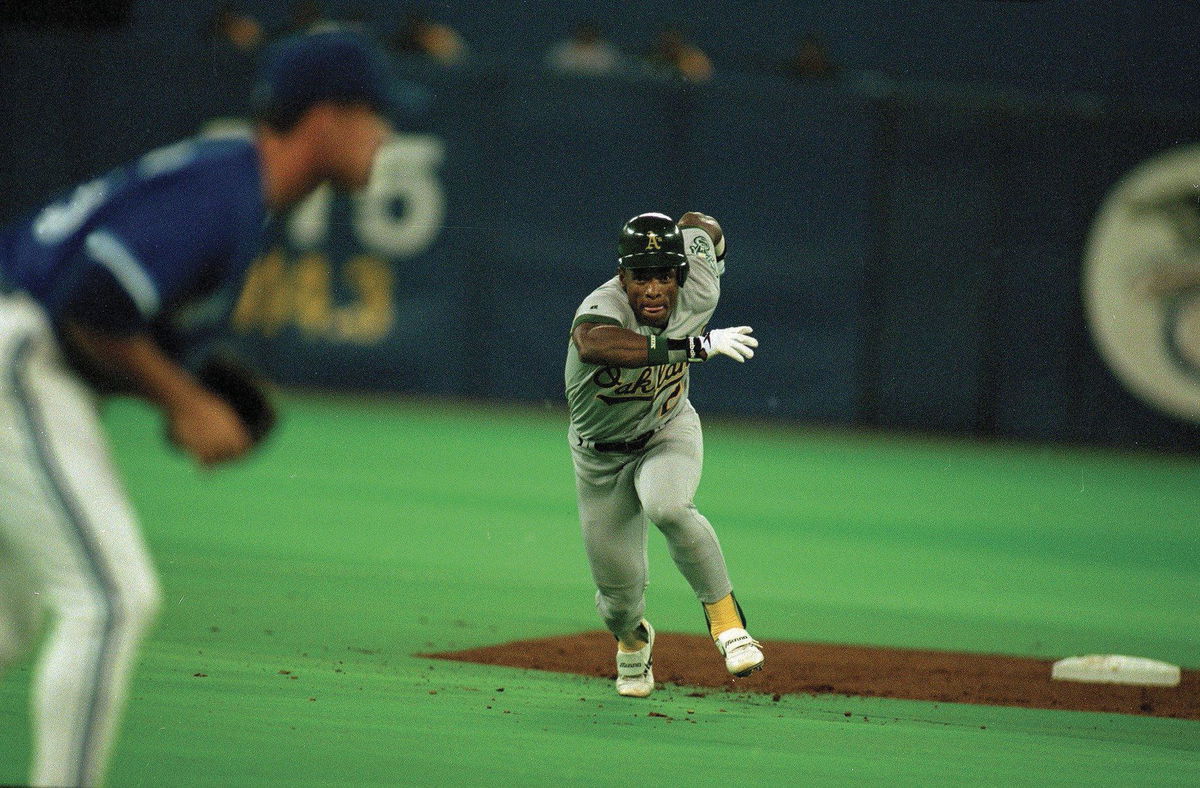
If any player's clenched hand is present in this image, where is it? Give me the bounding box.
[696,326,758,362]
[167,390,255,466]
[678,211,725,258]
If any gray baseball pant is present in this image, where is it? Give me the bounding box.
[571,403,733,638]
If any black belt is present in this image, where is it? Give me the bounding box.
[591,429,656,454]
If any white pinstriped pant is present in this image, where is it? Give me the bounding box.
[0,292,160,787]
[570,403,733,638]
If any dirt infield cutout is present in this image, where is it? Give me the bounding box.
[426,631,1199,720]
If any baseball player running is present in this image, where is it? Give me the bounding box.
[0,29,397,786]
[566,211,764,698]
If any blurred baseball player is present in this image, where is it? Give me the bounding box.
[565,211,764,698]
[0,28,398,786]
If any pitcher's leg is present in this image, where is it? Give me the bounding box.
[5,336,160,787]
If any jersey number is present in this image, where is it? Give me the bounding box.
[32,180,109,245]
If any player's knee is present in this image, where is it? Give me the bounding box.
[113,555,162,634]
[52,574,160,640]
[644,500,695,532]
[123,575,161,634]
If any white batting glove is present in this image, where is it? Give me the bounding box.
[691,326,758,362]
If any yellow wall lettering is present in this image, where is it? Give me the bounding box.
[232,248,288,335]
[233,247,395,345]
[333,256,395,343]
[293,253,333,334]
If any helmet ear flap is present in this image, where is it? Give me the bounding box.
[677,259,689,286]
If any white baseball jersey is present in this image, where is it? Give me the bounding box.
[565,227,724,442]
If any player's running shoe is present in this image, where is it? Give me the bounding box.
[715,627,764,677]
[615,620,655,697]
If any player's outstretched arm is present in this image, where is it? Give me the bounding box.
[695,326,757,362]
[573,322,757,367]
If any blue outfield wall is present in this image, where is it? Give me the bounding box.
[229,68,876,428]
[2,29,1200,450]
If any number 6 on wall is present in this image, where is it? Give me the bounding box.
[287,134,446,259]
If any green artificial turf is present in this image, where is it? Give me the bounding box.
[1,395,1197,785]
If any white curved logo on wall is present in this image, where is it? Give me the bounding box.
[287,134,446,256]
[1083,143,1200,423]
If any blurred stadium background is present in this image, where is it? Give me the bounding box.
[1,1,1199,784]
[4,0,1200,449]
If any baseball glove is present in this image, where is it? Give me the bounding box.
[195,354,277,445]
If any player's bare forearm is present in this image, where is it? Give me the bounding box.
[573,323,657,368]
[65,323,207,409]
[64,322,252,464]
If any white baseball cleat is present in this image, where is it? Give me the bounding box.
[615,620,655,698]
[715,627,764,677]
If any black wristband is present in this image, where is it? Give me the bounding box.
[666,337,689,364]
[665,336,707,363]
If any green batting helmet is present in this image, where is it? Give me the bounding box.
[617,212,689,286]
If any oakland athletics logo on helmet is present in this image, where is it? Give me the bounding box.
[617,212,689,285]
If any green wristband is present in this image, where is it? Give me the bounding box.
[646,334,669,365]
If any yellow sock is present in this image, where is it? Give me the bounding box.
[704,594,743,640]
[617,637,647,653]
[618,622,648,652]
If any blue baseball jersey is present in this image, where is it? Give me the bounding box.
[0,133,268,365]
